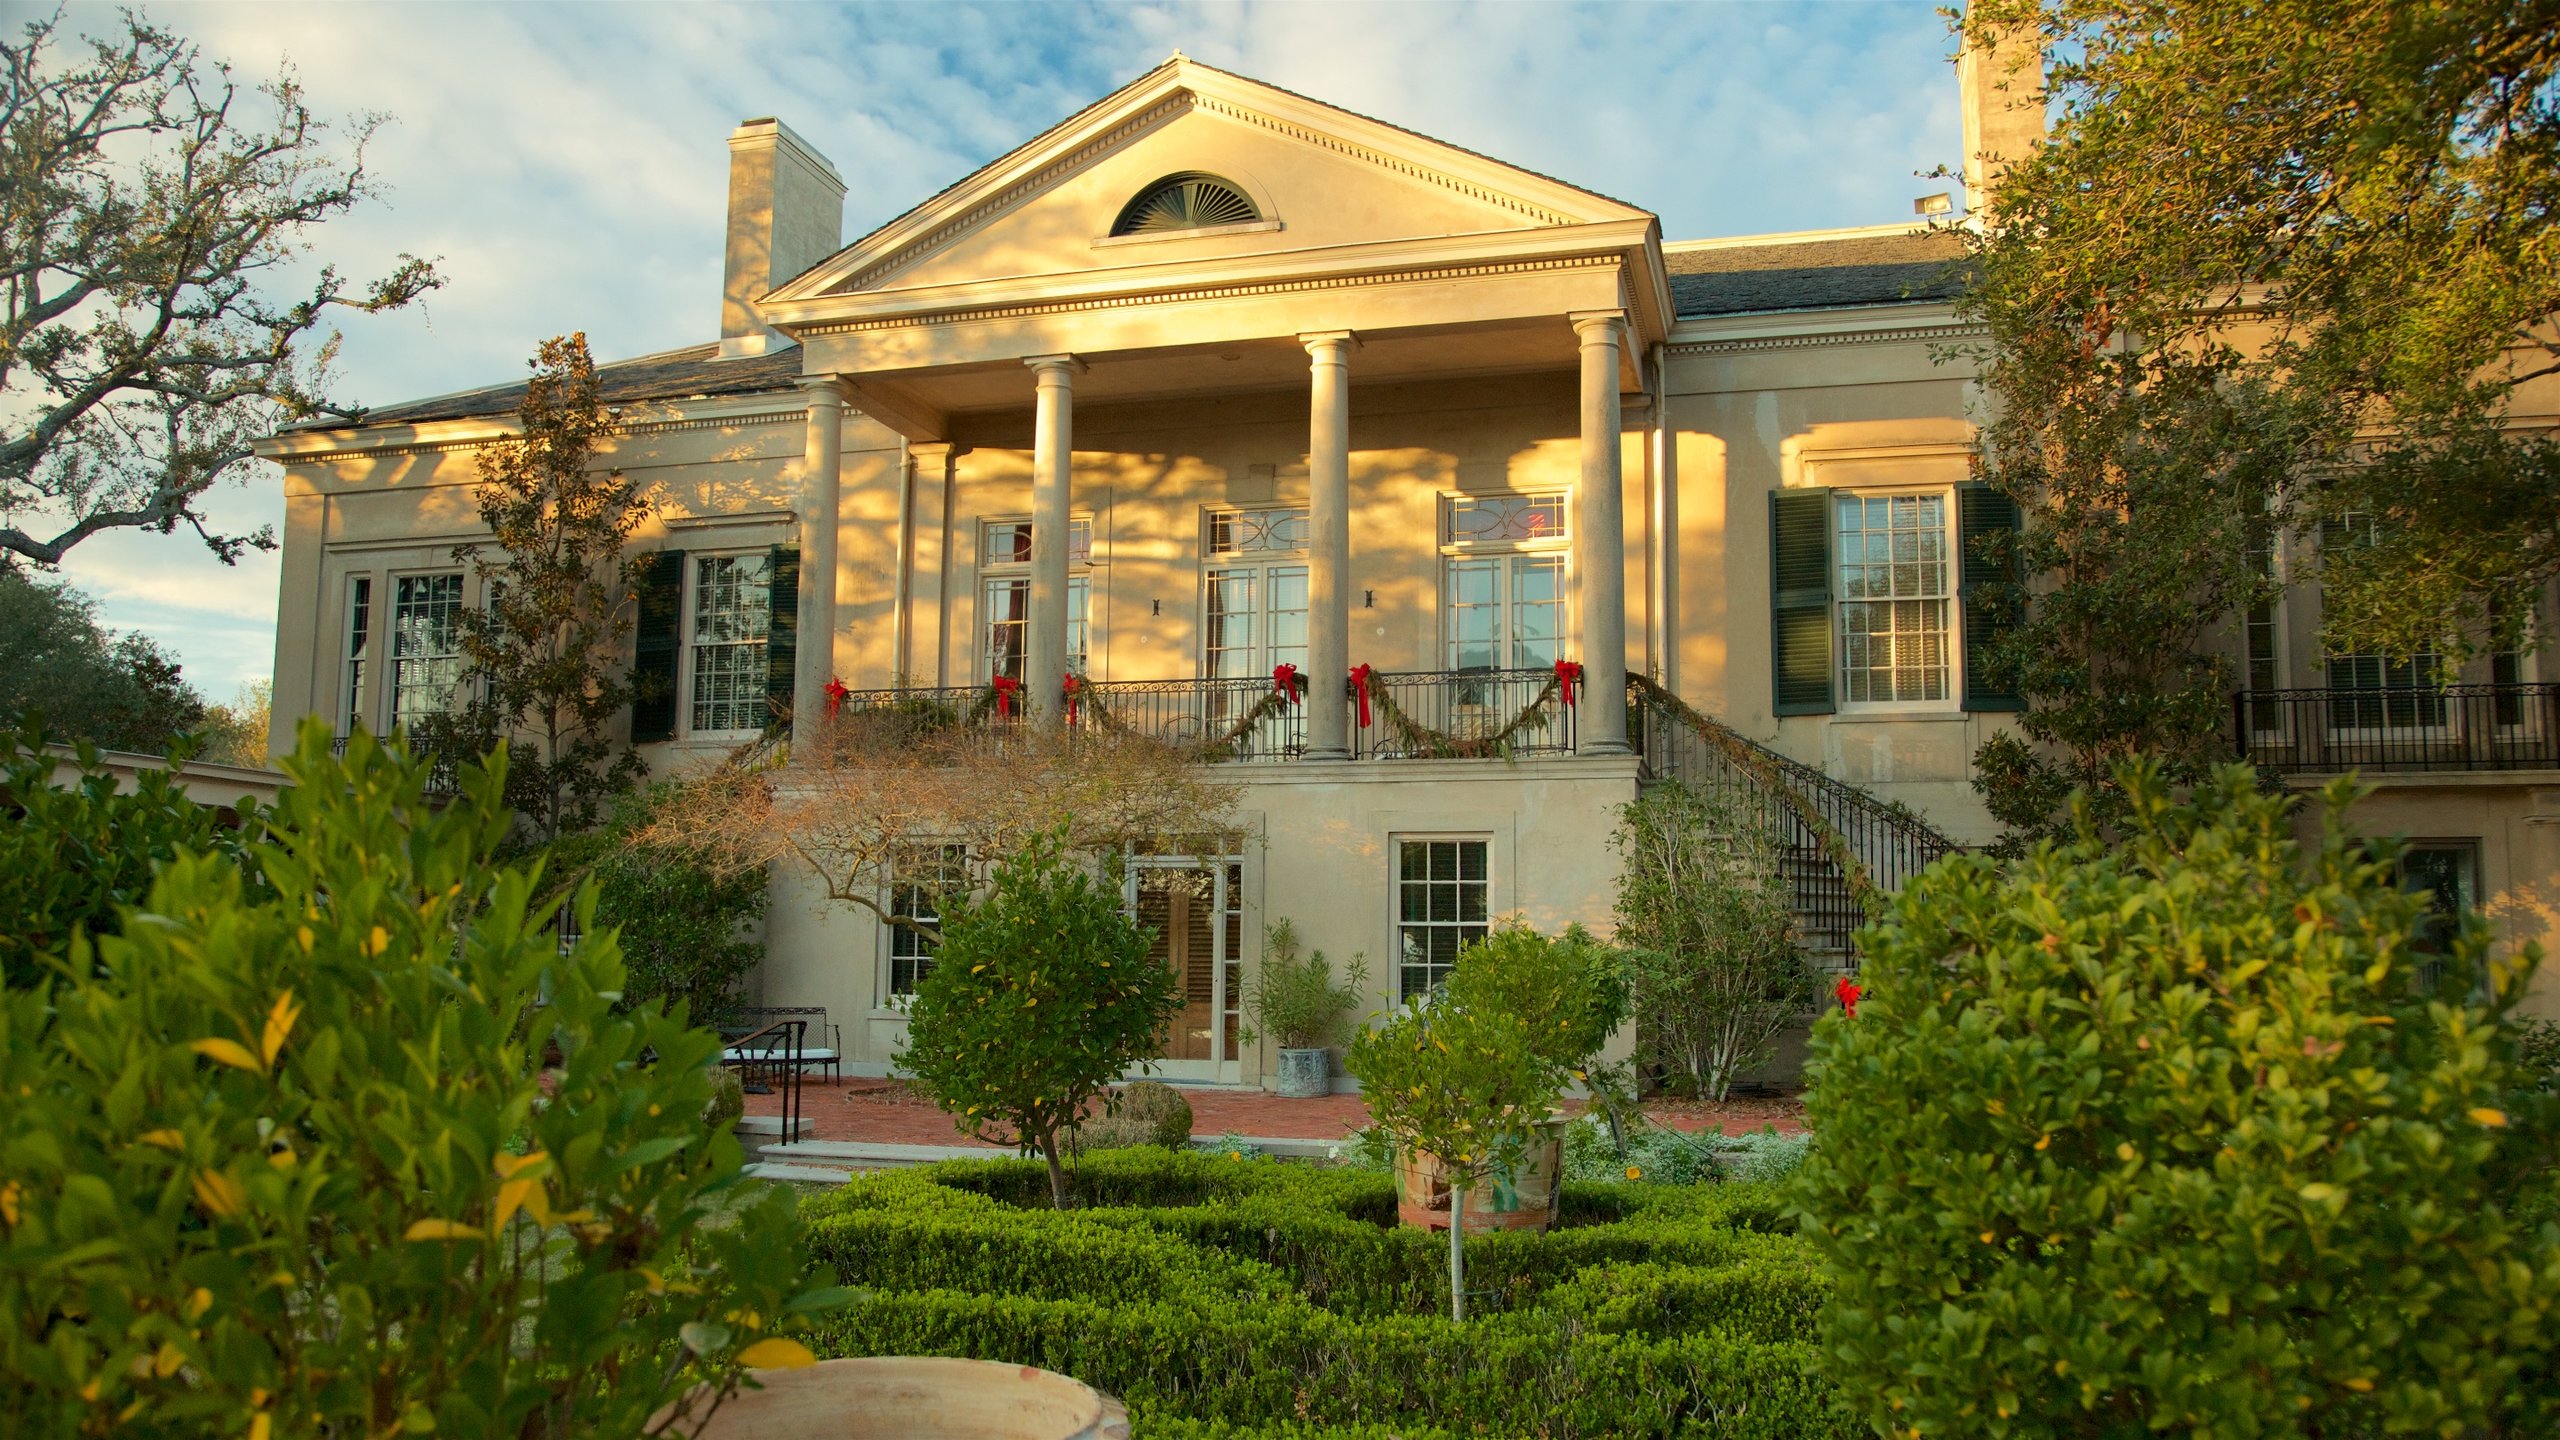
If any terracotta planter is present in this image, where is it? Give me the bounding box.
[1392,1115,1567,1233]
[659,1356,1130,1439]
[1273,1047,1329,1099]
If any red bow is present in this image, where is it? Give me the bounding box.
[991,675,1020,718]
[823,676,850,719]
[1271,663,1303,703]
[1063,673,1080,723]
[1349,664,1374,728]
[1554,659,1583,706]
[1834,976,1862,1018]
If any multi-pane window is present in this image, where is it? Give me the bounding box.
[1205,507,1308,680]
[688,553,772,734]
[388,573,465,728]
[1835,493,1953,706]
[2321,513,2443,731]
[342,576,373,734]
[2399,842,2480,992]
[1441,493,1567,672]
[886,845,968,999]
[2244,522,2282,733]
[982,519,1091,681]
[1396,838,1489,1000]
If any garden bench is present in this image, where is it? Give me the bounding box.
[719,1004,842,1082]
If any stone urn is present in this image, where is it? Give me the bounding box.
[659,1356,1130,1439]
[1392,1115,1568,1233]
[1273,1046,1329,1099]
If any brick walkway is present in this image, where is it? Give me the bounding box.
[745,1077,1806,1147]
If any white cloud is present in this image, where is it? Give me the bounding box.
[19,0,1967,705]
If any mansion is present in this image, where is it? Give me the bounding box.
[255,51,2560,1085]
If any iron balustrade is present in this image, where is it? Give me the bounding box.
[1349,668,1577,759]
[330,732,464,795]
[1079,676,1308,759]
[2236,683,2560,775]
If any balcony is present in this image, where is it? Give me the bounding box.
[825,668,1580,762]
[2236,683,2560,776]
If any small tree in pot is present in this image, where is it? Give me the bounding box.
[1240,919,1367,1098]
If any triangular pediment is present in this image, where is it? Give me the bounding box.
[768,58,1654,307]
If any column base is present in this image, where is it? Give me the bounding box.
[1300,745,1351,762]
[1579,741,1634,757]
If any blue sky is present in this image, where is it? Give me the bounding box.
[28,0,1965,703]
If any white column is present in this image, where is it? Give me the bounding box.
[1570,311,1632,755]
[1301,331,1357,760]
[1024,355,1083,725]
[791,375,845,751]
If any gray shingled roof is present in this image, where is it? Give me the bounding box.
[321,343,806,430]
[1666,229,1970,317]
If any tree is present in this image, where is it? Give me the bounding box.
[0,12,438,566]
[897,831,1178,1209]
[426,334,648,842]
[541,783,769,1023]
[1611,779,1813,1100]
[197,676,270,767]
[1955,0,2560,838]
[1795,762,2560,1436]
[1,721,847,1434]
[0,567,206,751]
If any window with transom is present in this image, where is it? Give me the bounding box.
[1205,507,1308,682]
[1441,493,1566,673]
[981,519,1091,681]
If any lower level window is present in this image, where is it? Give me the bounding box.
[886,846,967,999]
[689,553,772,734]
[1396,838,1488,1000]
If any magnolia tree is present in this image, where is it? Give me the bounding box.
[896,832,1177,1209]
[1612,779,1812,1100]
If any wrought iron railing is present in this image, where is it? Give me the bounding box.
[1350,668,1575,760]
[2237,683,2560,775]
[1082,676,1307,759]
[1628,675,1959,965]
[330,732,464,796]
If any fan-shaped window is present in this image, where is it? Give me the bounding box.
[1110,173,1262,236]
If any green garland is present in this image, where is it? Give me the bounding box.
[1067,676,1298,762]
[1362,673,1562,761]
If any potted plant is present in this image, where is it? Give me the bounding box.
[1241,918,1367,1098]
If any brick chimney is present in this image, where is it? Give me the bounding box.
[719,117,845,359]
[1957,18,2044,216]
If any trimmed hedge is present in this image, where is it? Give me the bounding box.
[798,1148,1846,1438]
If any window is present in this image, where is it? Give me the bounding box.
[388,572,465,729]
[2244,521,2283,733]
[886,845,968,1000]
[1205,507,1309,680]
[1110,173,1260,236]
[687,553,772,734]
[1835,492,1953,707]
[2399,842,2480,992]
[1396,838,1489,1000]
[1441,493,1567,672]
[2322,512,2443,732]
[342,575,373,734]
[981,518,1091,681]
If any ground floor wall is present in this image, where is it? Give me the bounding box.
[747,756,1645,1090]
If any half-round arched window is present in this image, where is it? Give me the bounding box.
[1109,173,1262,236]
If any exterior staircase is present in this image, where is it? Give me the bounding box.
[1628,676,1959,973]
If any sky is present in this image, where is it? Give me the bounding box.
[23,0,1968,702]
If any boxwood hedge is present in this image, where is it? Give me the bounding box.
[799,1148,1846,1438]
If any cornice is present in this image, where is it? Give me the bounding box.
[271,408,810,466]
[1187,92,1573,227]
[1668,320,1988,357]
[798,254,1622,337]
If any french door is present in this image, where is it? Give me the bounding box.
[1122,857,1244,1083]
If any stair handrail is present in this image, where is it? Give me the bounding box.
[1626,674,1959,922]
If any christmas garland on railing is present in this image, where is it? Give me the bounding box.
[1065,672,1301,762]
[1360,668,1565,761]
[1624,672,1883,919]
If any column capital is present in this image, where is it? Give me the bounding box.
[1299,329,1360,357]
[1023,353,1088,377]
[795,373,849,405]
[908,440,966,462]
[1568,309,1629,344]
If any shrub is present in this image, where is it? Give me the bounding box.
[1442,919,1630,1079]
[541,782,768,1021]
[1078,1080,1194,1152]
[1612,779,1811,1101]
[900,829,1178,1208]
[0,722,846,1436]
[1795,764,2560,1437]
[0,726,266,988]
[1240,918,1367,1050]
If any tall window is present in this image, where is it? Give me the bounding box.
[886,845,967,1000]
[388,572,465,728]
[2323,513,2442,730]
[1835,492,1953,706]
[2244,520,2283,732]
[341,575,373,735]
[1205,507,1308,680]
[981,519,1090,681]
[687,553,772,734]
[1441,493,1566,671]
[2399,841,2480,992]
[1396,838,1488,1000]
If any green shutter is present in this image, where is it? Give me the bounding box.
[1958,484,2025,712]
[765,544,801,734]
[630,550,685,743]
[1770,490,1834,715]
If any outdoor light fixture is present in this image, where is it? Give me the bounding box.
[1913,193,1953,217]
